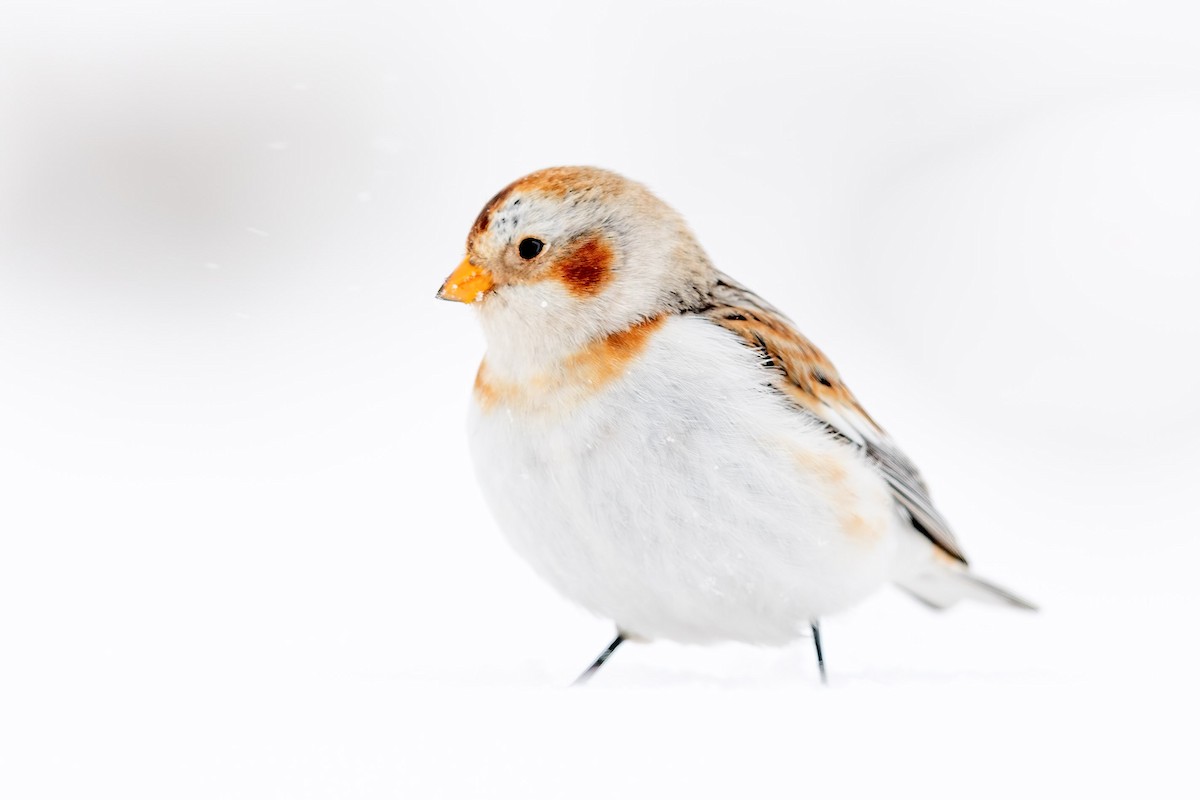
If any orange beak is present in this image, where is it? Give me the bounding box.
[436,257,494,303]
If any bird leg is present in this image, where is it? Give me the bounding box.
[572,632,626,686]
[811,619,828,685]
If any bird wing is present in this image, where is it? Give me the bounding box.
[690,272,968,564]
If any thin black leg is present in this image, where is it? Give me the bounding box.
[811,620,827,685]
[572,633,626,686]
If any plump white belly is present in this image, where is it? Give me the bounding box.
[469,316,904,645]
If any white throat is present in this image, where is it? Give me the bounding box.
[475,281,629,381]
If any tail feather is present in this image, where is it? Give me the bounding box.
[897,568,1037,612]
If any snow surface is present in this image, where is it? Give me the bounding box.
[1,1,1198,797]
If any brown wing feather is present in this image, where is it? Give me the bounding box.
[692,273,968,565]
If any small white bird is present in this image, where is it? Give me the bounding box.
[438,166,1034,684]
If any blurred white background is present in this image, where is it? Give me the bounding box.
[2,1,1198,797]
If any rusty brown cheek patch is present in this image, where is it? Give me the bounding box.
[555,235,614,297]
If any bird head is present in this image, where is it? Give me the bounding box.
[437,167,714,371]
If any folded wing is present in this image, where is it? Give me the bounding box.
[690,273,968,564]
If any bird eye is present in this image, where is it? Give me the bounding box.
[518,238,544,260]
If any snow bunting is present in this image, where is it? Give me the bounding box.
[438,166,1034,684]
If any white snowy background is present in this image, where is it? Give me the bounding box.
[2,1,1198,797]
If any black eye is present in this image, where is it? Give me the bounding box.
[518,238,544,260]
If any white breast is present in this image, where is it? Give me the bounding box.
[468,315,905,645]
